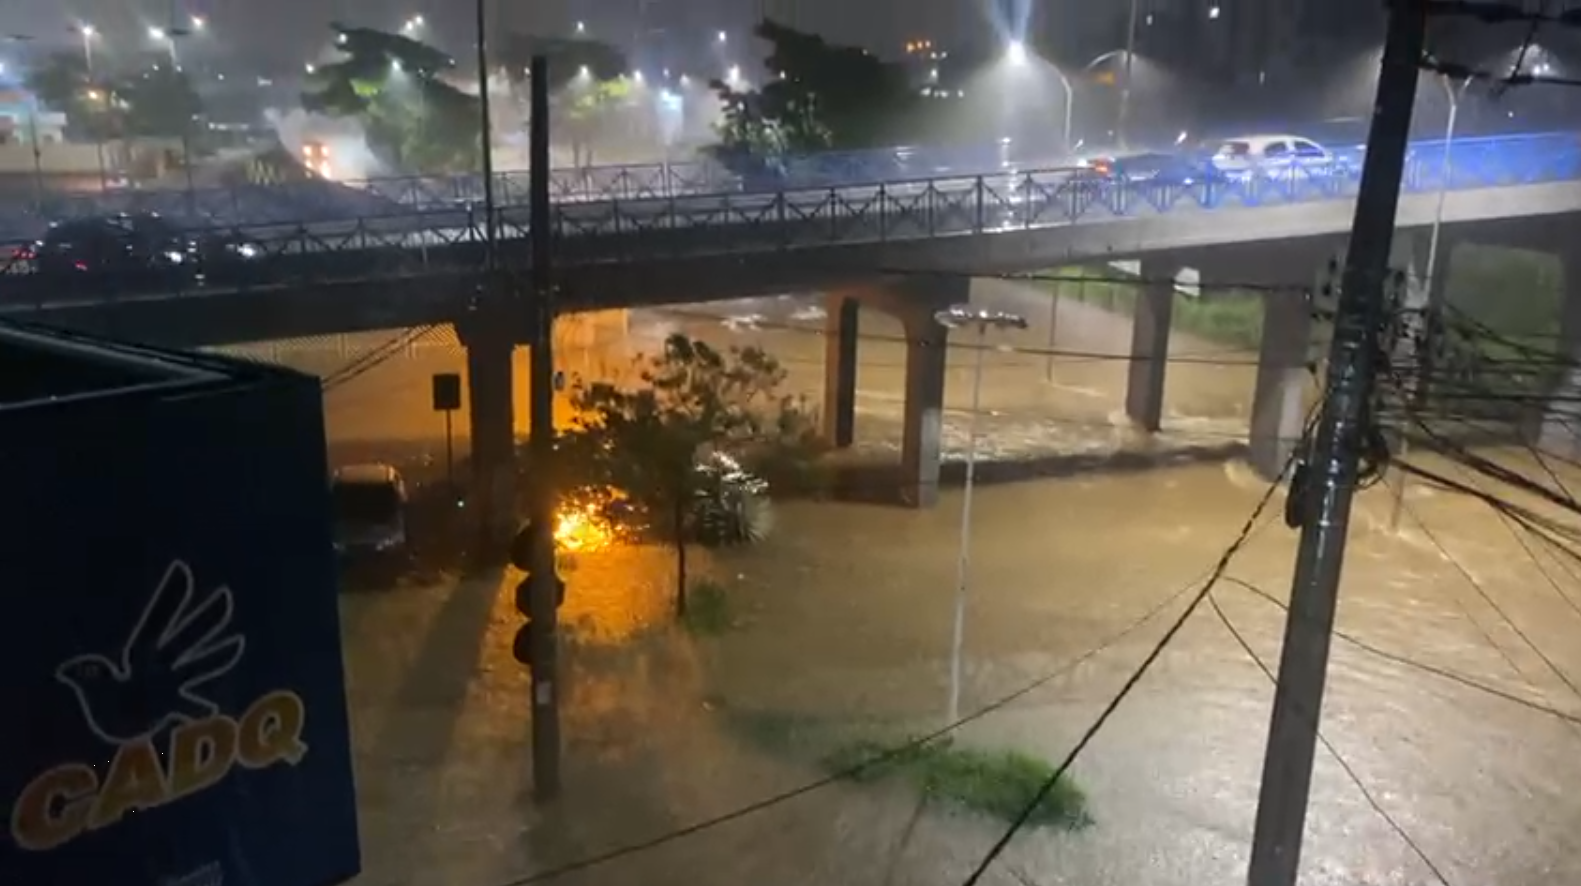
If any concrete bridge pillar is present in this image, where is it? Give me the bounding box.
[1537,252,1581,456]
[899,304,949,508]
[822,294,861,449]
[1248,291,1312,480]
[455,314,518,556]
[1124,259,1177,432]
[852,274,967,508]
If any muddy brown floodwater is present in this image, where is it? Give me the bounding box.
[225,286,1581,885]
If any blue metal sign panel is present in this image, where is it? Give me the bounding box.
[0,339,359,886]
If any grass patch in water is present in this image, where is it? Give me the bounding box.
[823,737,1091,829]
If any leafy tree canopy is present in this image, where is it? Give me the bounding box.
[710,19,917,160]
[118,60,203,140]
[499,34,626,90]
[27,49,200,141]
[302,23,481,173]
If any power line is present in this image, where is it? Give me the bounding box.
[1223,576,1581,727]
[881,265,1316,296]
[321,323,442,392]
[1388,475,1581,706]
[952,414,1313,886]
[657,306,1273,367]
[1204,590,1453,886]
[470,508,1284,886]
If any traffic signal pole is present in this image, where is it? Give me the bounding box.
[1245,3,1426,885]
[526,54,562,800]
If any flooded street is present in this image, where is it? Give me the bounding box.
[336,459,1581,886]
[224,286,1581,884]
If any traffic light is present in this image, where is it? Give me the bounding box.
[509,521,565,668]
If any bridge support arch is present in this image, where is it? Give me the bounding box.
[455,311,518,557]
[819,274,966,508]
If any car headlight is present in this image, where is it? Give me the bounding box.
[235,243,260,259]
[164,250,185,264]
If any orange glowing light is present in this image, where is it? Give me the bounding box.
[554,503,614,552]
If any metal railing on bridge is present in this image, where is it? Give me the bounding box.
[5,141,1036,234]
[0,131,1575,309]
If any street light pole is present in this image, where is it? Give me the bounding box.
[1056,70,1074,153]
[76,25,108,190]
[1119,0,1138,147]
[1388,73,1468,532]
[935,305,1028,724]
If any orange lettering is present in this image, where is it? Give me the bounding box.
[238,691,308,768]
[10,764,97,851]
[168,716,238,797]
[88,740,168,830]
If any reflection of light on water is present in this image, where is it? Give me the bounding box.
[555,501,614,552]
[548,495,685,643]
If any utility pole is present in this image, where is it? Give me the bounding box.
[1118,0,1138,147]
[526,54,563,801]
[1245,3,1426,885]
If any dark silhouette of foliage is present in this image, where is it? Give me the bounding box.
[708,19,918,170]
[302,23,481,173]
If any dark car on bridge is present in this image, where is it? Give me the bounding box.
[23,212,265,293]
[1074,149,1228,187]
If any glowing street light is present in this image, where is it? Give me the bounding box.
[1208,5,1221,18]
[148,26,167,41]
[577,64,590,78]
[717,30,727,43]
[304,62,316,73]
[1005,40,1027,66]
[631,70,644,84]
[726,64,740,82]
[190,15,205,31]
[574,20,585,34]
[933,305,1028,724]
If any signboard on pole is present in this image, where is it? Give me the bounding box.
[0,327,360,886]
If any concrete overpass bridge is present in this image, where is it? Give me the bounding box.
[3,131,1579,518]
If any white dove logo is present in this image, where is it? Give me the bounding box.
[10,559,311,853]
[55,560,246,745]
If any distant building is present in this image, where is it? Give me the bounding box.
[0,89,66,145]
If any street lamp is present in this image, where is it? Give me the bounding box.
[72,24,107,188]
[1388,72,1471,532]
[717,30,727,43]
[1005,39,1027,66]
[933,304,1028,723]
[1087,48,1139,147]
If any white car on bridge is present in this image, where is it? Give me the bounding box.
[1209,134,1346,181]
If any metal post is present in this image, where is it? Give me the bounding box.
[1389,73,1466,532]
[526,54,562,801]
[165,31,196,214]
[1245,3,1426,885]
[1044,275,1063,383]
[475,0,498,254]
[1059,72,1074,154]
[26,100,42,208]
[444,410,456,495]
[1118,0,1138,147]
[80,29,107,190]
[936,306,1027,724]
[948,327,986,724]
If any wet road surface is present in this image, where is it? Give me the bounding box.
[337,455,1581,886]
[218,286,1581,884]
